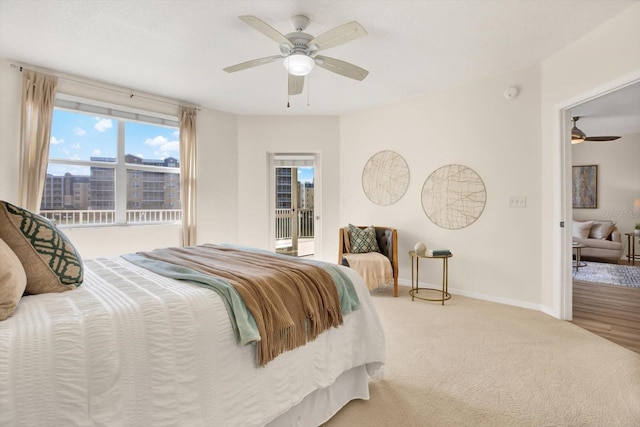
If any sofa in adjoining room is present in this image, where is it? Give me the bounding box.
[572,220,623,263]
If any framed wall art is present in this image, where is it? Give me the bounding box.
[421,164,487,230]
[572,165,597,209]
[362,150,410,206]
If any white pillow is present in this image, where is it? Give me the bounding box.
[589,221,616,240]
[572,221,593,239]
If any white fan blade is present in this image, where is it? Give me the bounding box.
[315,55,369,81]
[239,16,293,47]
[308,21,367,51]
[288,75,304,96]
[223,55,282,73]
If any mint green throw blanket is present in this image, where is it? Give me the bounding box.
[122,245,359,349]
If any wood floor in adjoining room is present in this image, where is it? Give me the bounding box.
[572,280,640,354]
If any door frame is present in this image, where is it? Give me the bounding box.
[555,71,640,320]
[267,152,321,257]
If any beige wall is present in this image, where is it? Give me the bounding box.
[340,66,543,308]
[195,108,239,246]
[236,115,340,262]
[572,133,640,238]
[0,59,22,204]
[540,3,640,317]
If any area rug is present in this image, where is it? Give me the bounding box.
[573,261,640,288]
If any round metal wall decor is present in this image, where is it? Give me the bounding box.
[421,164,487,229]
[362,150,410,206]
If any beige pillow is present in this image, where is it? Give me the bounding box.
[0,237,27,321]
[572,221,593,239]
[589,221,616,240]
[0,201,83,295]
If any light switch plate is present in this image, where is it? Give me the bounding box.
[509,196,526,208]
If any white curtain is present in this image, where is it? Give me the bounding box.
[19,70,58,211]
[179,107,197,247]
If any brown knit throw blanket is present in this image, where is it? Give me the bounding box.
[137,244,343,366]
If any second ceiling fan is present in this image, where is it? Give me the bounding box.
[571,116,621,144]
[223,15,369,96]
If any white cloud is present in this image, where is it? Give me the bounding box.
[50,136,64,145]
[160,141,179,153]
[144,135,168,146]
[145,136,179,156]
[73,126,87,136]
[172,130,179,138]
[71,143,81,150]
[47,164,90,176]
[92,149,102,155]
[94,118,113,132]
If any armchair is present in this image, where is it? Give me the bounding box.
[339,225,399,297]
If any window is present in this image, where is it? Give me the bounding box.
[41,96,181,226]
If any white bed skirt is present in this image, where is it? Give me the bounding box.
[0,256,386,426]
[268,363,382,427]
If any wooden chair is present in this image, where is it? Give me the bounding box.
[338,226,399,297]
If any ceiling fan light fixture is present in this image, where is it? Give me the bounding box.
[283,53,315,76]
[571,117,586,144]
[571,131,585,144]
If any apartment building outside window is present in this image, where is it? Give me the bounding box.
[276,168,293,209]
[40,96,182,226]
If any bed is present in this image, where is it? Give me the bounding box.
[0,246,386,426]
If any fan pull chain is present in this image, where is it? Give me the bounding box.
[286,56,290,108]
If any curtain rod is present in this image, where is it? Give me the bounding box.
[9,63,200,111]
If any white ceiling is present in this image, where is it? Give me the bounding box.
[570,82,640,138]
[0,0,637,123]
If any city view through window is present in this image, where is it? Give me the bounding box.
[275,166,315,257]
[41,107,181,226]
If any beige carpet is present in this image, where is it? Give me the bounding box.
[324,285,640,427]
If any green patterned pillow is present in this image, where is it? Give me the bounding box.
[348,224,380,254]
[0,201,83,295]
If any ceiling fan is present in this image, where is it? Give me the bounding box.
[223,15,369,96]
[571,116,621,144]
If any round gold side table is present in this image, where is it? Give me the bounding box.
[408,250,452,305]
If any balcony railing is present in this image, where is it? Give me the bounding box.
[40,210,115,225]
[275,208,314,239]
[127,209,182,223]
[298,209,314,238]
[39,209,182,226]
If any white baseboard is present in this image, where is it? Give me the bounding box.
[540,305,560,319]
[450,287,544,312]
[397,279,544,313]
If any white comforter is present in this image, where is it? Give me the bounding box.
[0,256,385,427]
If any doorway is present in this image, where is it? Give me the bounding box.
[557,75,640,320]
[563,83,640,353]
[270,154,317,258]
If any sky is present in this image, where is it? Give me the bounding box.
[297,167,314,183]
[47,109,179,175]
